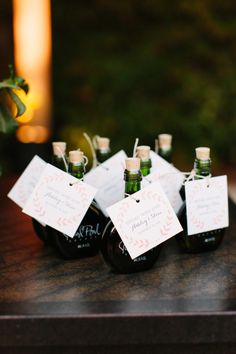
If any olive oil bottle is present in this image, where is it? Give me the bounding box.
[32,141,68,244]
[95,136,111,164]
[100,157,161,273]
[176,147,225,253]
[157,134,172,163]
[50,150,107,259]
[136,145,152,177]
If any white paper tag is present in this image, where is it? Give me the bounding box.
[8,155,47,208]
[142,151,184,213]
[185,175,229,236]
[23,164,97,237]
[106,181,183,259]
[84,150,127,217]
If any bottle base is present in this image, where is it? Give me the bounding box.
[100,221,161,274]
[51,230,100,259]
[175,229,225,254]
[102,248,161,274]
[32,218,48,244]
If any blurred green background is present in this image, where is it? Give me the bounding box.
[1,0,236,172]
[52,0,236,168]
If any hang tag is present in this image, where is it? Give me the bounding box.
[84,150,127,217]
[23,164,97,237]
[142,151,184,213]
[8,155,47,208]
[106,181,183,259]
[185,175,229,236]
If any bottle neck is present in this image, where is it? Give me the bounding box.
[124,169,142,196]
[158,147,172,163]
[194,158,211,178]
[68,162,85,179]
[96,148,111,163]
[140,158,152,177]
[52,154,68,172]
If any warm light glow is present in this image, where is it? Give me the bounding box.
[13,0,52,143]
[16,108,34,124]
[16,125,50,143]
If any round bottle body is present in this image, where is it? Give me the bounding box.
[176,204,225,253]
[101,164,160,273]
[32,218,48,244]
[100,220,161,273]
[176,156,225,252]
[50,203,107,259]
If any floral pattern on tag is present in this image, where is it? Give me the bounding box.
[107,181,183,259]
[185,175,229,236]
[23,164,97,237]
[8,155,47,208]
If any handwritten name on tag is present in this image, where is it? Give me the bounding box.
[185,175,229,236]
[84,150,127,216]
[8,155,47,208]
[107,181,183,259]
[142,151,184,213]
[23,164,97,237]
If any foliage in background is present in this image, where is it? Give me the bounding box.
[0,65,28,134]
[52,0,236,167]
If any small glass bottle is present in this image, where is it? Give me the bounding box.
[32,141,68,244]
[51,141,68,170]
[157,134,172,163]
[136,145,152,177]
[176,147,225,253]
[95,136,111,164]
[100,157,161,273]
[50,150,107,259]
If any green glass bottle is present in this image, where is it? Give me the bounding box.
[51,141,68,170]
[32,141,67,244]
[95,136,111,164]
[50,150,107,259]
[100,157,161,273]
[176,147,225,253]
[157,134,172,163]
[136,145,152,177]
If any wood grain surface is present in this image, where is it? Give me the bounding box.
[0,177,236,354]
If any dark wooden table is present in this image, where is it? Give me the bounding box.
[0,177,235,354]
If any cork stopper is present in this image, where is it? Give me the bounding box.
[125,158,140,171]
[97,137,110,150]
[136,145,150,160]
[69,150,84,163]
[158,134,172,148]
[52,142,66,156]
[195,147,210,160]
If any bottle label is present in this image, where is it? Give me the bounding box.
[185,175,229,236]
[107,181,183,259]
[75,223,101,238]
[84,150,127,217]
[22,163,98,238]
[142,151,184,214]
[118,241,147,262]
